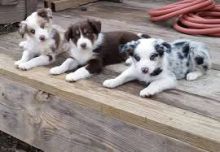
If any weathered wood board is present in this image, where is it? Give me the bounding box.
[0,54,220,152]
[0,76,209,152]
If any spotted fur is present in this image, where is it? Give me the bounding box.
[15,8,69,71]
[103,38,211,97]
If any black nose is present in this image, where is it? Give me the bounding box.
[141,67,149,74]
[80,43,87,49]
[39,35,45,41]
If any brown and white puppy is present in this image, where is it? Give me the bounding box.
[15,8,69,70]
[49,19,150,82]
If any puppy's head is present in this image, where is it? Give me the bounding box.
[120,38,171,75]
[18,8,53,42]
[65,19,101,50]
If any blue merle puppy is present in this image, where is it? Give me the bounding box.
[103,38,211,97]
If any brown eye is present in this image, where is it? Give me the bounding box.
[30,29,35,34]
[76,31,80,36]
[85,32,90,36]
[150,53,158,61]
[40,24,45,29]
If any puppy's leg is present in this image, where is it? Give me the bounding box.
[103,67,136,88]
[50,58,79,75]
[186,71,203,81]
[15,51,34,66]
[125,57,133,65]
[18,55,55,71]
[66,58,102,82]
[140,76,176,97]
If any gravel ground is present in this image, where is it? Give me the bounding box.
[0,131,43,152]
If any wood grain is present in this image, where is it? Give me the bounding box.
[0,0,25,24]
[51,0,97,12]
[0,76,208,152]
[26,0,38,16]
[0,54,220,152]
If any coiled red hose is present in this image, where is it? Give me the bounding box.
[148,0,220,37]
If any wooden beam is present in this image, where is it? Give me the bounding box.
[0,76,208,152]
[51,0,97,12]
[0,54,220,152]
[26,0,38,16]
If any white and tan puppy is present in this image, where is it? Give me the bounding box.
[15,8,69,70]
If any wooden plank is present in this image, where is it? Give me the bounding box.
[51,0,97,12]
[0,0,18,5]
[53,1,220,70]
[0,31,220,123]
[0,76,208,152]
[0,54,220,152]
[44,0,59,8]
[26,0,38,16]
[0,0,25,24]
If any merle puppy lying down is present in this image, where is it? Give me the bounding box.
[15,8,69,70]
[103,38,211,97]
[50,19,150,81]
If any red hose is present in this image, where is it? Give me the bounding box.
[148,0,220,37]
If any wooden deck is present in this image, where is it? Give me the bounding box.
[0,0,220,152]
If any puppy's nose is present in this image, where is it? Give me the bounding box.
[141,67,149,74]
[80,43,87,49]
[39,35,46,41]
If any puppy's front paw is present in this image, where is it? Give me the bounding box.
[186,73,199,81]
[14,60,22,67]
[103,79,118,88]
[65,73,78,82]
[125,58,132,65]
[49,66,63,75]
[18,63,31,71]
[140,88,158,97]
[19,41,27,49]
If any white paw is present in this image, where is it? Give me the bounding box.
[18,63,31,71]
[19,41,27,49]
[139,88,158,97]
[65,73,79,82]
[14,60,23,66]
[103,79,118,88]
[186,73,199,81]
[49,66,63,75]
[125,58,132,65]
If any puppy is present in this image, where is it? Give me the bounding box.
[15,8,68,70]
[49,19,150,82]
[103,38,211,97]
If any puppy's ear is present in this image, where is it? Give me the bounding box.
[155,40,171,56]
[18,21,27,38]
[65,26,73,41]
[119,40,140,56]
[87,19,101,34]
[37,8,52,20]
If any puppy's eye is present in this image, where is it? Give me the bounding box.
[30,29,35,34]
[40,24,45,29]
[133,54,140,61]
[85,32,90,36]
[150,53,158,61]
[76,31,80,36]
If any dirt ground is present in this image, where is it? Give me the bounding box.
[0,130,43,152]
